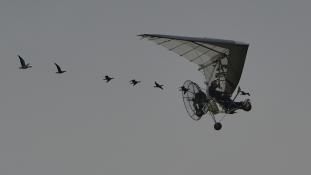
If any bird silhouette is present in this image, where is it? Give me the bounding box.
[129,79,141,86]
[179,86,189,94]
[154,81,164,90]
[238,87,250,96]
[18,55,32,69]
[240,91,250,96]
[103,75,114,82]
[54,63,66,74]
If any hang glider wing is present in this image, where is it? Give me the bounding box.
[139,34,249,95]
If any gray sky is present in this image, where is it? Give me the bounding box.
[0,0,310,175]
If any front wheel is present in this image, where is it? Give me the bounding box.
[242,100,252,111]
[214,122,222,130]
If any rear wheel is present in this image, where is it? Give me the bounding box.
[214,122,222,130]
[242,100,252,111]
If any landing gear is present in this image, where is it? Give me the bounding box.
[181,80,252,131]
[242,99,252,111]
[211,114,222,131]
[214,122,222,130]
[222,99,252,113]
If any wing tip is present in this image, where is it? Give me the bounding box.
[138,34,158,38]
[137,34,150,38]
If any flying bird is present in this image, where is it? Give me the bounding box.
[240,91,250,96]
[102,75,114,82]
[18,55,32,69]
[54,63,66,74]
[179,86,189,94]
[129,79,141,86]
[154,81,164,90]
[238,87,250,96]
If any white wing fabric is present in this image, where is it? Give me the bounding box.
[139,34,249,95]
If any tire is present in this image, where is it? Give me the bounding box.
[242,100,252,111]
[214,122,222,130]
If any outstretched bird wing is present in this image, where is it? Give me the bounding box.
[130,80,140,85]
[54,63,62,72]
[179,86,188,94]
[238,86,250,96]
[104,76,113,81]
[155,82,164,89]
[240,91,250,96]
[18,55,26,67]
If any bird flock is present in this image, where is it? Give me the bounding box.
[17,55,174,91]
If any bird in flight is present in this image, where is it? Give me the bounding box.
[179,86,189,94]
[154,81,164,90]
[129,79,141,86]
[18,55,32,69]
[103,75,114,82]
[54,63,66,74]
[238,87,250,96]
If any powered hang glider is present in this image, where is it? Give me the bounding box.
[139,34,252,130]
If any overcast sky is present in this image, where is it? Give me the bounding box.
[0,0,311,175]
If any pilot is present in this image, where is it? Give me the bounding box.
[208,80,233,110]
[208,80,222,99]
